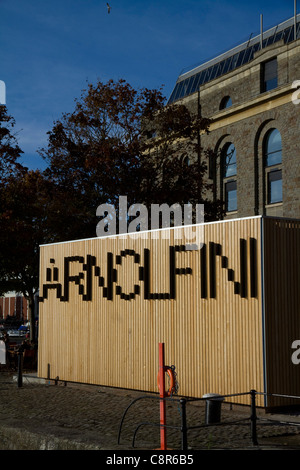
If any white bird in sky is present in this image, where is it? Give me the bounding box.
[107,3,111,14]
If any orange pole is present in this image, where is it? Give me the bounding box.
[158,342,167,450]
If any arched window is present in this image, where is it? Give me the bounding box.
[222,142,237,212]
[220,96,232,110]
[223,143,237,177]
[182,155,190,167]
[264,128,282,204]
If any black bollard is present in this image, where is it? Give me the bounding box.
[203,393,224,424]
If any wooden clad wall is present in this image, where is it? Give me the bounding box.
[38,217,265,405]
[263,217,300,408]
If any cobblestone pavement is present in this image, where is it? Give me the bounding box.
[1,370,300,451]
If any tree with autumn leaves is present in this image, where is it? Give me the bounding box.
[40,79,223,239]
[0,80,223,342]
[0,105,56,340]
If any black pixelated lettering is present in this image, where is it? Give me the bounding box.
[250,238,257,298]
[40,238,258,303]
[200,244,207,298]
[53,267,59,281]
[240,239,247,298]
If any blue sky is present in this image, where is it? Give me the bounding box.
[0,0,297,170]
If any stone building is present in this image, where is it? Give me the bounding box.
[168,15,300,219]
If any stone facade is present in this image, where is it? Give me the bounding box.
[176,33,300,220]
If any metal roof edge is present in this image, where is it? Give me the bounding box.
[177,14,300,83]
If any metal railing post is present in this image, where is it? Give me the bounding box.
[158,343,167,450]
[250,389,258,445]
[180,398,188,451]
[17,350,23,388]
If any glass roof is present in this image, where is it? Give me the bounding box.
[168,15,300,104]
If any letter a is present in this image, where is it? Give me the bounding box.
[96,203,116,237]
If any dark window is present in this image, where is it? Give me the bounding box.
[210,64,219,80]
[242,47,253,64]
[206,66,213,82]
[222,143,237,212]
[190,73,201,94]
[178,81,186,100]
[208,152,215,180]
[222,57,231,74]
[225,181,237,212]
[261,58,277,92]
[220,96,232,110]
[231,53,239,69]
[264,128,283,205]
[186,76,195,95]
[264,128,282,166]
[267,170,282,204]
[182,155,190,166]
[223,143,237,177]
[284,25,294,42]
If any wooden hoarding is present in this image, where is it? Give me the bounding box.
[37,216,300,407]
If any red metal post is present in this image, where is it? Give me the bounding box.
[158,342,167,450]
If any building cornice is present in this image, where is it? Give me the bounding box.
[209,84,295,131]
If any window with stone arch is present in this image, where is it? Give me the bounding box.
[220,96,232,110]
[263,128,282,205]
[182,154,190,167]
[221,142,237,213]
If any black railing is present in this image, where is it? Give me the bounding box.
[118,390,300,450]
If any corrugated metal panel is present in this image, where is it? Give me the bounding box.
[38,217,265,405]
